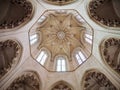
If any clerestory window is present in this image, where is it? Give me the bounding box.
[85,34,92,44]
[36,50,48,65]
[30,34,38,45]
[75,51,86,65]
[56,57,66,72]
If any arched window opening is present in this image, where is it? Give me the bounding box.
[75,51,86,65]
[83,70,117,90]
[75,15,85,23]
[36,51,48,65]
[38,16,46,23]
[56,57,66,72]
[0,40,21,79]
[30,34,38,45]
[85,34,92,44]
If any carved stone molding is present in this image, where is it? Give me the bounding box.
[0,0,33,30]
[83,70,117,90]
[51,81,72,90]
[43,0,76,5]
[0,40,21,79]
[7,72,40,90]
[88,0,120,28]
[101,38,120,75]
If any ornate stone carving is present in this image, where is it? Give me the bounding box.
[101,38,120,74]
[43,0,76,5]
[52,81,72,90]
[89,0,120,27]
[37,11,88,61]
[0,0,33,29]
[7,72,40,90]
[83,71,117,90]
[0,40,21,79]
[30,10,93,71]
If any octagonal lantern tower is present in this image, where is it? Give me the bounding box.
[29,10,93,72]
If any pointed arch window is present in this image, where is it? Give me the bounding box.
[75,51,86,65]
[30,34,38,45]
[85,34,92,44]
[56,57,66,72]
[36,50,48,65]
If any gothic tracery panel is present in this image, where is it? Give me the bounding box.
[101,38,120,75]
[83,70,117,90]
[7,72,40,90]
[0,0,33,30]
[88,0,120,28]
[0,40,21,79]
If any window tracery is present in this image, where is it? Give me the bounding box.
[7,72,40,90]
[0,40,21,79]
[101,38,120,75]
[88,0,120,28]
[0,0,33,30]
[83,70,117,90]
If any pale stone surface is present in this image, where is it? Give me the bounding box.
[0,0,120,90]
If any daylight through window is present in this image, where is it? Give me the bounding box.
[30,34,38,45]
[85,34,92,44]
[56,57,66,72]
[36,51,48,65]
[75,51,86,65]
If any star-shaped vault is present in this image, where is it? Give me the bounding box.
[37,12,85,61]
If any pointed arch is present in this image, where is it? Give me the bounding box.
[100,37,120,75]
[7,71,41,90]
[88,0,120,28]
[0,39,22,80]
[51,80,73,90]
[0,0,34,30]
[82,70,117,90]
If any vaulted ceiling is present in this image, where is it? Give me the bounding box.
[0,0,120,90]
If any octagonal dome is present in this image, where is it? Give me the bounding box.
[29,10,93,72]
